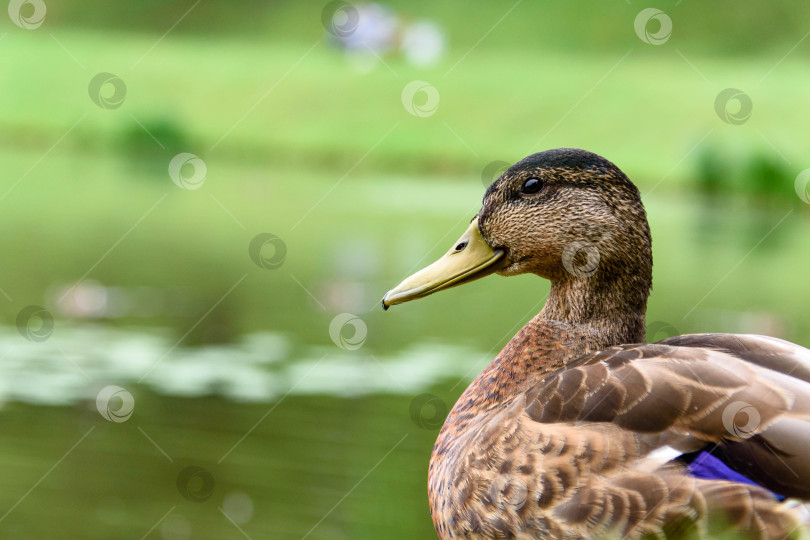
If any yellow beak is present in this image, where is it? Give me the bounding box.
[382,217,505,309]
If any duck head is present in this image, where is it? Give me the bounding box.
[382,148,652,334]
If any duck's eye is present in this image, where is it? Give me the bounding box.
[521,178,543,195]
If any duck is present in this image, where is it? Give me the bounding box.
[382,148,810,539]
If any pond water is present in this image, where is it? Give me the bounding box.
[0,322,488,539]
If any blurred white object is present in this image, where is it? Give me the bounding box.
[401,21,446,67]
[340,3,398,55]
[57,280,108,318]
[328,3,446,70]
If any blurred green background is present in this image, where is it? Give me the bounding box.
[1,1,809,538]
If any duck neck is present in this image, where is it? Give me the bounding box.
[437,271,649,437]
[539,272,648,346]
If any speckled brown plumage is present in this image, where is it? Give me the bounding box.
[421,149,810,539]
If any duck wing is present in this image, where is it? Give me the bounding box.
[450,334,810,538]
[526,333,810,498]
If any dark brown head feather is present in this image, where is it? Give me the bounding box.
[479,148,652,344]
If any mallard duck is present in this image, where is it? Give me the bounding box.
[382,149,810,539]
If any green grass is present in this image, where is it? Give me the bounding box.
[4,28,810,180]
[41,0,810,58]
